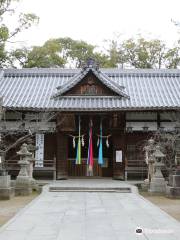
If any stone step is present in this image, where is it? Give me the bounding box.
[49,186,131,193]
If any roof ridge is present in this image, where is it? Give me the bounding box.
[3,68,180,77]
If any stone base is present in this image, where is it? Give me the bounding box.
[30,178,39,191]
[15,176,32,196]
[169,174,180,187]
[149,177,166,193]
[0,187,14,200]
[15,187,32,196]
[0,175,11,188]
[166,185,180,199]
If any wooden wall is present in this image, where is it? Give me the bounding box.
[56,131,68,179]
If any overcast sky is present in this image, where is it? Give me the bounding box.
[8,0,180,50]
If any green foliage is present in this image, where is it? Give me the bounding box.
[102,36,180,69]
[164,45,180,68]
[12,36,180,69]
[0,0,39,67]
[119,37,166,69]
[57,37,109,68]
[13,37,110,68]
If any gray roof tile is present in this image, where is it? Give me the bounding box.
[0,68,180,111]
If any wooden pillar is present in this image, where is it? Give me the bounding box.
[56,131,68,179]
[112,132,126,180]
[56,113,76,179]
[112,112,126,180]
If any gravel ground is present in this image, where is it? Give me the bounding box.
[0,192,39,227]
[141,192,180,222]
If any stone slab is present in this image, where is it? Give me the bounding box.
[0,179,179,240]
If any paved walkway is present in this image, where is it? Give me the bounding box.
[0,179,180,240]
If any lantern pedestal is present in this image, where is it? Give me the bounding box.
[0,175,14,200]
[15,160,32,196]
[166,168,180,199]
[15,144,32,196]
[27,158,38,190]
[149,163,166,193]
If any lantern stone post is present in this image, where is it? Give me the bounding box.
[144,138,156,184]
[149,145,166,193]
[27,138,38,190]
[15,143,32,196]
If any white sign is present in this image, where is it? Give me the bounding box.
[116,150,122,163]
[35,134,44,167]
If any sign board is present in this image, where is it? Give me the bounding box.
[35,134,44,167]
[116,150,122,163]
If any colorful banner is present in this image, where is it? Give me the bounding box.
[76,116,81,164]
[98,120,104,165]
[87,120,94,169]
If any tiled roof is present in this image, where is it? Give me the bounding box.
[0,68,180,111]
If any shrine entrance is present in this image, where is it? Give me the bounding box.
[56,112,126,180]
[57,113,113,178]
[67,115,113,177]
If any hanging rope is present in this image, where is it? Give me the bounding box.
[68,134,85,148]
[97,134,111,148]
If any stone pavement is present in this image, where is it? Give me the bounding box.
[0,179,180,240]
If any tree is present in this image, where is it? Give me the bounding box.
[121,37,166,69]
[12,34,180,69]
[164,44,180,68]
[0,0,39,67]
[13,37,110,68]
[12,39,65,68]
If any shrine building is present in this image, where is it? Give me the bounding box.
[0,59,180,180]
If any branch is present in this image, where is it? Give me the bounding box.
[5,133,32,153]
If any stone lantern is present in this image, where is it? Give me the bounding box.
[166,137,180,198]
[149,145,166,193]
[27,138,38,190]
[144,138,156,183]
[15,143,32,196]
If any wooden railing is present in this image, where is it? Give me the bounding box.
[125,159,148,180]
[5,158,56,180]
